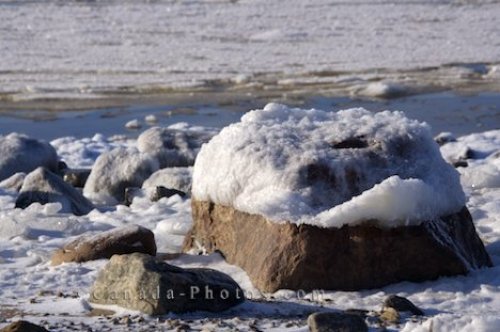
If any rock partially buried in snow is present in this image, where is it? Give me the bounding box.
[185,104,492,292]
[90,253,244,315]
[125,119,142,130]
[137,126,215,168]
[383,295,424,316]
[142,167,193,195]
[83,148,159,204]
[0,133,58,181]
[51,225,156,265]
[15,167,94,216]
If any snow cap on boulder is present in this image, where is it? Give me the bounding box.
[192,103,465,228]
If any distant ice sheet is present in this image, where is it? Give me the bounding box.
[1,0,500,99]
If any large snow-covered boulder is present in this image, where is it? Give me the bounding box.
[15,167,94,216]
[0,133,58,181]
[184,103,492,292]
[83,148,159,204]
[137,125,215,168]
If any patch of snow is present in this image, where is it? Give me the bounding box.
[144,114,158,124]
[51,134,133,169]
[351,81,409,99]
[193,103,465,227]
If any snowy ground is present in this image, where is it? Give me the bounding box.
[0,124,499,331]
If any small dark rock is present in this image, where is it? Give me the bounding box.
[452,160,468,168]
[332,137,368,149]
[124,187,144,206]
[307,312,368,332]
[58,161,68,172]
[63,169,91,188]
[383,295,424,316]
[0,320,49,332]
[434,132,457,146]
[152,186,187,201]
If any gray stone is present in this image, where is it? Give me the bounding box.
[15,167,94,216]
[0,133,58,181]
[90,253,244,315]
[51,225,156,265]
[308,312,368,332]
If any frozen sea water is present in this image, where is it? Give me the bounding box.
[1,0,500,100]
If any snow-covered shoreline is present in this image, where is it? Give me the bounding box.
[1,117,499,331]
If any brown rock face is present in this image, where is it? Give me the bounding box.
[184,200,492,293]
[0,321,49,332]
[51,225,156,265]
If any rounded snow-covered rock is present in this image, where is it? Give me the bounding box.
[83,148,159,204]
[90,253,244,315]
[142,167,192,194]
[15,167,94,216]
[0,133,58,181]
[137,126,214,168]
[51,225,156,265]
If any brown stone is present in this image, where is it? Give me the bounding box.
[184,199,492,293]
[0,321,49,332]
[51,225,156,265]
